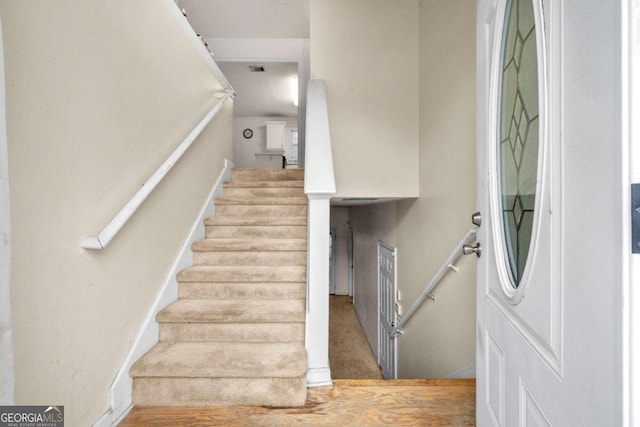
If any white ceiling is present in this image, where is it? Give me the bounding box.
[219,62,298,118]
[179,0,309,39]
[178,1,308,119]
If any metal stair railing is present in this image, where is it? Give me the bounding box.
[390,228,477,337]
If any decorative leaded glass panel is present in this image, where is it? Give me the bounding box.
[499,0,539,287]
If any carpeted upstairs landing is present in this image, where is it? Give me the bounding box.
[130,168,308,407]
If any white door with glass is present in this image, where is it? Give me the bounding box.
[475,0,623,425]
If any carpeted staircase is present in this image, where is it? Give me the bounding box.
[130,168,308,407]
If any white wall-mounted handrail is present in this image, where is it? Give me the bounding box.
[390,228,477,337]
[163,0,235,97]
[82,0,236,251]
[81,89,234,250]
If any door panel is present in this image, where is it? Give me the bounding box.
[378,242,396,379]
[476,0,622,425]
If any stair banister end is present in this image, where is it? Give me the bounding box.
[81,236,104,250]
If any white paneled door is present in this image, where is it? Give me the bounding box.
[476,0,624,425]
[378,242,396,379]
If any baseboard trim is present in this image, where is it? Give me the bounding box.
[306,367,332,388]
[92,159,233,427]
[445,364,476,379]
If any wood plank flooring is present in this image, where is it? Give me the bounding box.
[119,379,475,426]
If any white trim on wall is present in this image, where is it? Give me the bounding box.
[0,11,14,406]
[163,0,234,93]
[445,364,476,379]
[92,160,233,427]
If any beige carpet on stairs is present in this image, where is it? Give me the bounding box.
[129,168,308,407]
[329,295,383,379]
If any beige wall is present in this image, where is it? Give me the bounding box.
[310,0,419,198]
[395,0,476,378]
[349,202,397,356]
[1,2,233,425]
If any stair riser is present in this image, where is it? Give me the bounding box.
[193,251,307,266]
[205,217,307,226]
[216,198,308,206]
[179,282,306,299]
[223,187,305,198]
[159,322,304,343]
[206,225,307,239]
[133,377,307,407]
[193,239,306,252]
[178,268,306,283]
[216,205,307,217]
[231,169,304,182]
[157,299,306,323]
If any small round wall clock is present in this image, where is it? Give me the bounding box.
[243,128,253,139]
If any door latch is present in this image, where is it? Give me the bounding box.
[471,211,482,227]
[632,184,640,254]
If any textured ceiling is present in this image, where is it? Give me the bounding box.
[179,0,309,39]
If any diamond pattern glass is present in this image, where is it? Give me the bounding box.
[499,0,539,287]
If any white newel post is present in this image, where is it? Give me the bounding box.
[305,196,332,386]
[304,80,335,387]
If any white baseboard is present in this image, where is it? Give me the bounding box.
[306,367,332,388]
[92,159,233,427]
[445,364,476,379]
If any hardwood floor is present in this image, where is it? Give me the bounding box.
[119,379,475,426]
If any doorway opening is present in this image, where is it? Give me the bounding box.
[378,241,397,379]
[217,61,300,169]
[329,205,386,380]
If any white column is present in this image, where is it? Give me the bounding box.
[305,197,332,386]
[304,79,335,387]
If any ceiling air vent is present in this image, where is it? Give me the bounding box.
[249,66,265,72]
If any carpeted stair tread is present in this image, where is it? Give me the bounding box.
[204,216,306,226]
[215,197,308,205]
[160,322,305,343]
[177,265,306,282]
[192,251,307,267]
[231,168,304,182]
[157,298,305,323]
[132,377,307,407]
[130,341,307,378]
[222,181,304,191]
[224,180,304,188]
[222,186,304,199]
[206,224,306,239]
[192,238,307,252]
[179,282,306,299]
[215,204,307,217]
[130,168,308,408]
